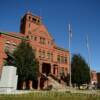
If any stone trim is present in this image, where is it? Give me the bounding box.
[0,32,28,40]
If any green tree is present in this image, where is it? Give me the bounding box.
[71,54,90,88]
[13,40,39,90]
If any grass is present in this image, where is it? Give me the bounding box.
[0,91,100,100]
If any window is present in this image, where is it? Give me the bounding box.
[28,31,31,34]
[40,37,45,44]
[43,38,46,44]
[39,50,41,57]
[53,67,56,74]
[57,55,67,64]
[42,50,45,58]
[5,41,11,52]
[48,41,51,47]
[6,41,10,44]
[5,44,10,52]
[29,16,31,20]
[64,57,67,63]
[38,20,40,22]
[32,18,36,22]
[47,52,50,59]
[29,23,31,28]
[61,56,63,63]
[26,35,29,39]
[51,53,53,61]
[39,50,45,58]
[31,35,33,39]
[57,55,60,63]
[12,43,16,46]
[34,36,37,41]
[61,67,64,73]
[60,67,64,76]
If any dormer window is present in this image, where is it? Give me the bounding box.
[6,41,10,44]
[12,43,16,46]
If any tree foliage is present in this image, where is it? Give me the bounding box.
[71,54,90,87]
[13,40,39,82]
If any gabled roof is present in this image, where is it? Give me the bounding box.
[34,24,54,40]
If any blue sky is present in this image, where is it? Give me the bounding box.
[0,0,100,72]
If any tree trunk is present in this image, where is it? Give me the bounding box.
[38,77,40,90]
[28,80,33,90]
[78,84,80,89]
[21,81,26,90]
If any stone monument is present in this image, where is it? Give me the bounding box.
[0,66,18,92]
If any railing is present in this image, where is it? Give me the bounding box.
[39,73,48,80]
[48,73,60,83]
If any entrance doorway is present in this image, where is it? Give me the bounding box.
[42,63,51,76]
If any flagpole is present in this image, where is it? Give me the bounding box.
[86,35,91,84]
[68,24,72,87]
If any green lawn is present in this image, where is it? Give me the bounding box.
[0,91,100,100]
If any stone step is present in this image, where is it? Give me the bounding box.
[47,76,66,90]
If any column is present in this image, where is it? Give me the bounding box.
[51,64,53,75]
[38,62,42,90]
[57,66,61,79]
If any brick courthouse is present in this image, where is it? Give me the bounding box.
[0,12,70,89]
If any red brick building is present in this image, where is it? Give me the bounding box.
[91,70,97,85]
[97,73,100,88]
[0,12,70,87]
